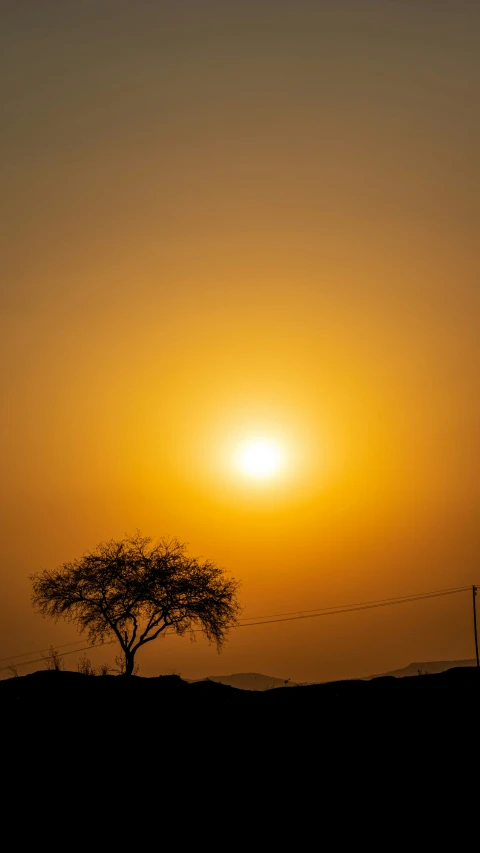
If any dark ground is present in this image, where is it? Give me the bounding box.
[2,668,474,780]
[2,665,479,710]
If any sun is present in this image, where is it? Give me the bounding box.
[235,437,284,479]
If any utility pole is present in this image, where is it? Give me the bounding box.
[473,585,479,667]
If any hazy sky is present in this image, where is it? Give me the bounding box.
[1,1,479,682]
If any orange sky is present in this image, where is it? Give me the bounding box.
[1,1,479,682]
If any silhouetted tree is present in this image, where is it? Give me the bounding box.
[31,533,241,676]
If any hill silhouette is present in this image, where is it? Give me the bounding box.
[2,665,480,715]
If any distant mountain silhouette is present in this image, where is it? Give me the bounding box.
[367,659,477,679]
[195,660,478,688]
[198,672,302,690]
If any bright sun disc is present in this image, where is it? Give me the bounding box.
[236,437,284,479]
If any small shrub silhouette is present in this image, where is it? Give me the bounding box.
[78,656,112,676]
[42,645,63,671]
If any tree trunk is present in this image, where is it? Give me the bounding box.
[124,652,135,676]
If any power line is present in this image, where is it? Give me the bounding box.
[236,586,471,629]
[0,638,92,664]
[0,641,114,673]
[0,584,473,672]
[168,585,473,634]
[237,584,472,625]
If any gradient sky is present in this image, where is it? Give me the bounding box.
[1,0,479,682]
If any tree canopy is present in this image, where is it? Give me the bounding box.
[30,533,241,675]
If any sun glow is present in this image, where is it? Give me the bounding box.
[235,437,285,479]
